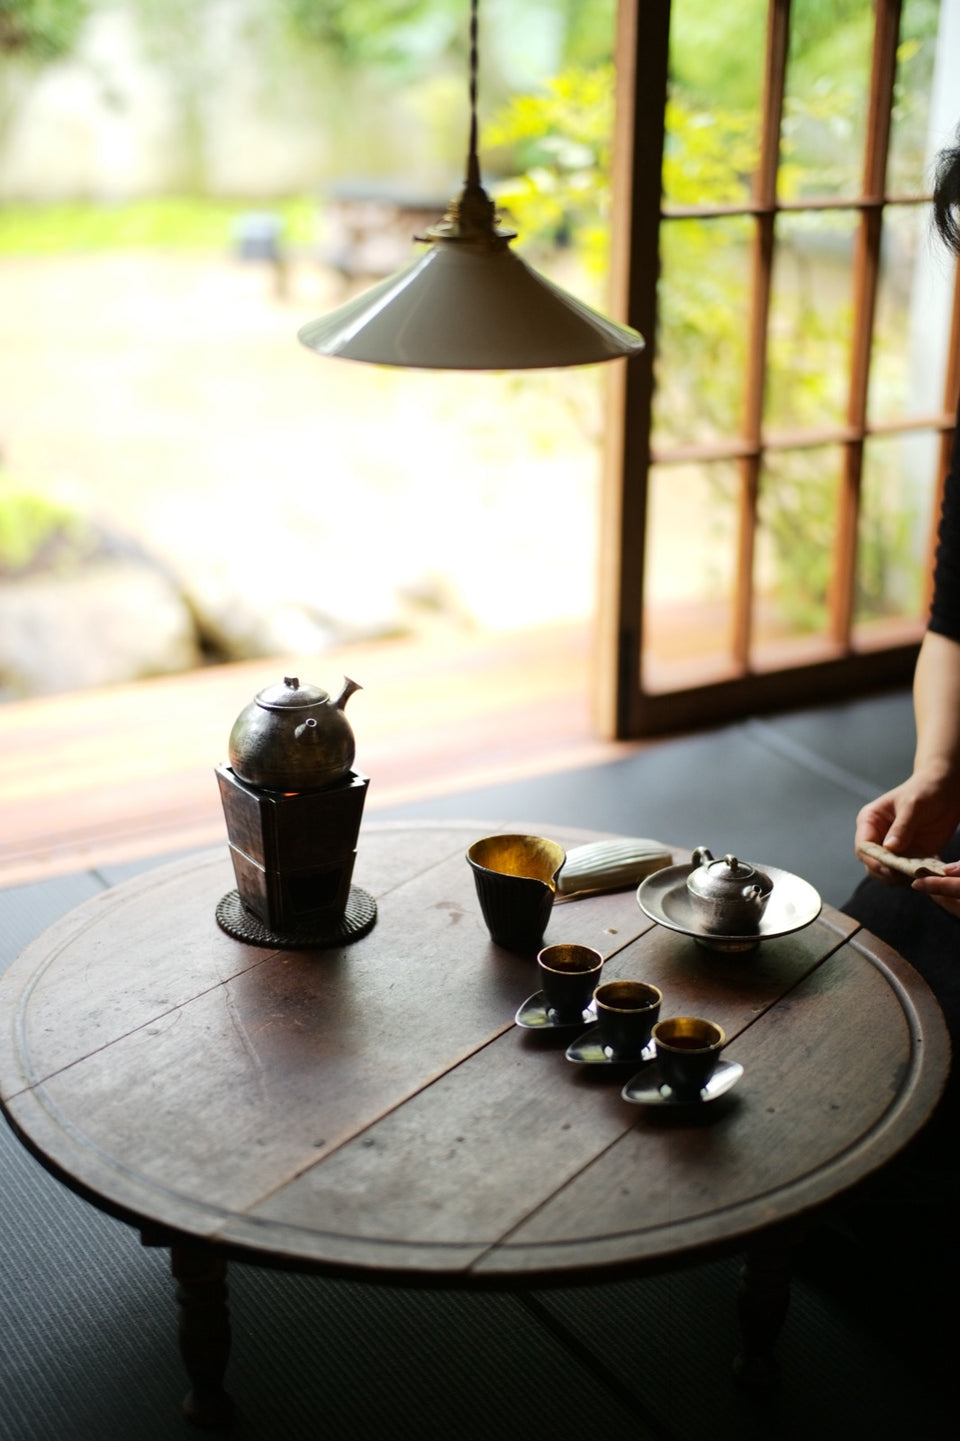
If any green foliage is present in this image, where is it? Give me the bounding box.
[759,452,836,634]
[0,195,318,254]
[662,98,759,206]
[554,0,616,70]
[279,0,617,76]
[280,0,462,72]
[856,482,921,620]
[0,0,87,61]
[668,0,770,112]
[0,472,92,576]
[486,22,928,635]
[484,65,615,276]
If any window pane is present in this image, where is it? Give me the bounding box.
[869,203,954,423]
[765,211,857,432]
[642,460,739,692]
[752,447,842,658]
[653,216,753,450]
[887,0,943,195]
[853,431,939,635]
[780,0,874,201]
[664,0,766,209]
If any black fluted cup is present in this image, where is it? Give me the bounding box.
[538,944,604,1023]
[594,979,662,1058]
[466,835,566,952]
[652,1016,725,1099]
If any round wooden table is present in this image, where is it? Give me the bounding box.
[0,822,949,1426]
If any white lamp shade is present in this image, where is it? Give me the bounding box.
[298,239,644,370]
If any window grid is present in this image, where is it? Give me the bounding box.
[599,0,960,738]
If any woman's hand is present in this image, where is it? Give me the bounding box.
[855,630,960,889]
[854,767,960,883]
[910,864,960,918]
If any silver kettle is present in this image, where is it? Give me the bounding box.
[686,846,774,933]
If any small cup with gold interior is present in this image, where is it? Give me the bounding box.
[652,1016,725,1100]
[593,979,662,1059]
[537,943,604,1024]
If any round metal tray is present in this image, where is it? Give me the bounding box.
[637,862,821,952]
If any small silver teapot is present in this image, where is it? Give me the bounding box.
[228,675,361,792]
[686,846,774,934]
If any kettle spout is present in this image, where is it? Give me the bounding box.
[332,676,362,711]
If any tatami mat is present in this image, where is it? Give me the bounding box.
[377,691,916,907]
[532,1263,951,1440]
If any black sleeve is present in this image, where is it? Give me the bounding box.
[928,401,960,641]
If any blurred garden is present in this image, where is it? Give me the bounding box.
[0,0,623,698]
[0,0,954,699]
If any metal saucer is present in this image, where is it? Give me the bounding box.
[515,993,597,1031]
[622,1058,744,1106]
[637,862,821,952]
[565,1030,657,1066]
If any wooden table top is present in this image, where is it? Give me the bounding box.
[0,821,949,1285]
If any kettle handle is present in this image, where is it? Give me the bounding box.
[691,845,714,868]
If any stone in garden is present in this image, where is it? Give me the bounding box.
[0,558,202,699]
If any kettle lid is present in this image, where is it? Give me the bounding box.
[688,850,772,899]
[254,676,329,711]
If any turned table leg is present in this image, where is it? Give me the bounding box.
[171,1243,235,1429]
[734,1233,796,1389]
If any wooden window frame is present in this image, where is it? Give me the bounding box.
[596,0,960,739]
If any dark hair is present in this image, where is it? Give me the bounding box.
[933,138,960,257]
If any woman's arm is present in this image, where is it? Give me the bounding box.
[856,134,960,911]
[855,631,960,905]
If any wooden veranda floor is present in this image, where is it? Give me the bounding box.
[0,621,643,888]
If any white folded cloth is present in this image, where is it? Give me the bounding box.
[557,838,673,896]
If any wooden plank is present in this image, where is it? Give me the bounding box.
[627,640,919,734]
[0,825,947,1292]
[0,623,641,887]
[236,905,857,1273]
[0,852,265,1095]
[0,827,655,1241]
[236,1020,635,1273]
[662,193,933,218]
[830,0,902,647]
[474,928,946,1276]
[1,824,658,1090]
[1,829,493,1088]
[651,409,959,466]
[732,0,790,669]
[594,0,671,738]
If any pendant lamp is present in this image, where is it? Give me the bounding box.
[298,0,644,371]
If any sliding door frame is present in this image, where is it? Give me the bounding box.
[596,0,960,738]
